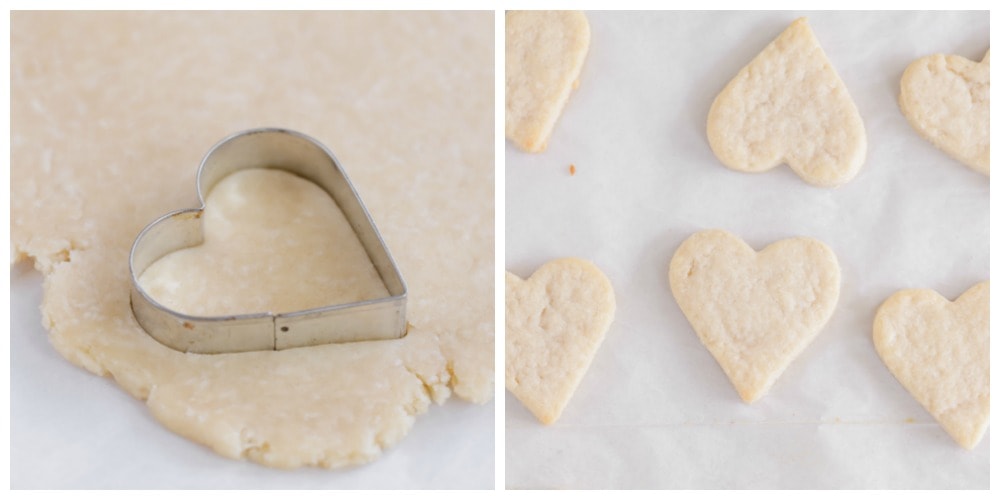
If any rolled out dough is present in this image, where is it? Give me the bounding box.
[11,11,494,469]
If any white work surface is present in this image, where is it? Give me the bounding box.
[505,11,988,489]
[10,261,494,489]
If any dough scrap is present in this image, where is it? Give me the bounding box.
[506,258,615,424]
[668,229,840,403]
[505,10,590,153]
[11,11,493,469]
[873,282,990,450]
[899,50,990,175]
[707,18,866,187]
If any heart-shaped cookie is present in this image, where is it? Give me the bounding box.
[506,258,615,424]
[873,282,989,449]
[899,50,990,175]
[707,18,866,187]
[669,229,841,403]
[505,10,590,153]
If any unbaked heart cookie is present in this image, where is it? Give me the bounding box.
[505,10,590,153]
[899,50,990,175]
[873,282,989,449]
[506,258,615,424]
[707,18,866,187]
[669,229,841,403]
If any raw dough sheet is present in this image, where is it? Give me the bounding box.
[11,11,493,488]
[505,11,988,489]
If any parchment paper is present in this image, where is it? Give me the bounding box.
[505,10,989,489]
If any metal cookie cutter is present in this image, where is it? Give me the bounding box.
[129,128,407,354]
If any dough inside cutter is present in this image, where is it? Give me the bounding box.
[139,168,389,316]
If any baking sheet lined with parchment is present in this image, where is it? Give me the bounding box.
[505,11,988,489]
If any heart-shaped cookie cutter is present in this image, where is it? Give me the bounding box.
[129,128,407,354]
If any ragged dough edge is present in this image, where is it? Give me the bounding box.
[438,322,494,404]
[706,17,867,187]
[505,258,616,424]
[898,50,990,175]
[873,282,990,450]
[18,240,479,468]
[505,10,591,153]
[143,330,449,469]
[13,237,87,273]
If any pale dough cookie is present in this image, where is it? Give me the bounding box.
[899,50,990,175]
[707,18,867,187]
[506,258,615,424]
[505,10,590,153]
[873,282,989,450]
[139,168,390,316]
[11,11,493,469]
[669,229,840,403]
